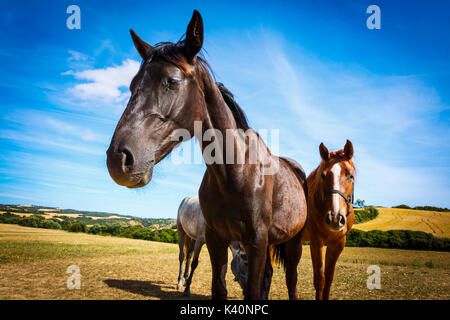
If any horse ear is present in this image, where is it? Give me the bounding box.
[319,143,329,161]
[184,10,204,62]
[130,29,153,60]
[344,139,354,159]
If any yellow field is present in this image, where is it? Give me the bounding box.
[354,208,450,238]
[0,224,449,300]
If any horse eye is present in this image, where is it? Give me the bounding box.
[349,174,354,180]
[321,172,325,179]
[166,77,181,88]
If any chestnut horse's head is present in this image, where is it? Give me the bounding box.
[106,10,207,188]
[317,140,355,232]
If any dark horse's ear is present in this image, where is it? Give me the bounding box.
[319,143,329,161]
[130,29,153,60]
[344,139,354,159]
[184,10,204,62]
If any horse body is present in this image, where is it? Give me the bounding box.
[177,195,257,297]
[176,195,206,296]
[302,140,356,300]
[178,196,205,241]
[199,155,306,245]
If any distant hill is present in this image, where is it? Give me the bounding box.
[0,204,176,229]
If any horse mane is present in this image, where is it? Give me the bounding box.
[216,82,250,130]
[148,41,250,131]
[307,162,325,202]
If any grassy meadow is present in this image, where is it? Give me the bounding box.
[0,223,449,300]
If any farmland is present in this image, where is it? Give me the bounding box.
[354,207,450,238]
[0,224,448,300]
[0,204,176,229]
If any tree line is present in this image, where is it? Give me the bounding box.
[392,204,450,212]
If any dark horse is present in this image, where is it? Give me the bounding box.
[106,11,308,300]
[302,140,356,299]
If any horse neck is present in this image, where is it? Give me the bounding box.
[197,72,246,184]
[309,164,328,215]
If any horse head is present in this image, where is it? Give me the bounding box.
[106,11,207,188]
[317,140,355,232]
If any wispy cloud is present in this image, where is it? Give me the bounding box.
[0,129,103,155]
[45,117,101,142]
[207,30,450,207]
[265,37,450,207]
[65,50,95,70]
[0,193,44,202]
[68,50,89,62]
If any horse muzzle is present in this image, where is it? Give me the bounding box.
[106,144,154,188]
[325,212,346,231]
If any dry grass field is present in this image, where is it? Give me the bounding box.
[354,207,450,238]
[0,224,449,300]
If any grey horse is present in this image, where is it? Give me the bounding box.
[177,196,246,296]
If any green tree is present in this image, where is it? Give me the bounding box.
[66,222,87,233]
[355,199,365,208]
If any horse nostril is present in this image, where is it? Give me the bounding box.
[120,148,134,172]
[325,214,331,225]
[339,214,346,225]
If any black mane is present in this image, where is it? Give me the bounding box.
[216,82,250,130]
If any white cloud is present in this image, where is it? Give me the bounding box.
[67,59,139,103]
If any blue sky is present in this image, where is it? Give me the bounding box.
[0,0,449,218]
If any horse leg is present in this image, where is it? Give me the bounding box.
[183,238,195,285]
[284,231,303,300]
[245,230,269,300]
[310,237,325,300]
[205,227,229,300]
[183,237,205,297]
[177,227,188,291]
[261,246,273,300]
[323,238,345,300]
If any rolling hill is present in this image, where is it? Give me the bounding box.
[0,204,176,229]
[353,207,450,238]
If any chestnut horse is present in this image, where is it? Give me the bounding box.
[302,140,356,300]
[106,11,308,299]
